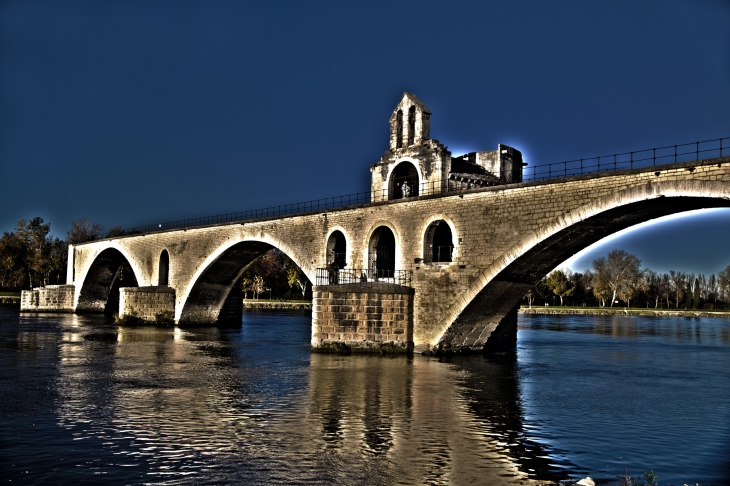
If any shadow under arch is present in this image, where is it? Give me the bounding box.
[178,240,311,325]
[438,185,730,352]
[76,248,139,315]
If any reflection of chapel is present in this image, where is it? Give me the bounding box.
[370,92,524,201]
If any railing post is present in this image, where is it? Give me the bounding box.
[674,145,677,164]
[580,158,583,175]
[696,141,699,161]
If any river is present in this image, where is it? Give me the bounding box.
[0,308,728,485]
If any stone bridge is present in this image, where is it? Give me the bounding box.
[20,94,730,353]
[23,156,730,353]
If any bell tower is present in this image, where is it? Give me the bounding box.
[389,93,431,150]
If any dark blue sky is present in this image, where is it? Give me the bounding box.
[1,0,729,275]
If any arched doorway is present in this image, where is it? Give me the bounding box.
[326,231,347,270]
[389,162,419,200]
[424,220,454,263]
[369,226,396,279]
[159,250,170,286]
[76,248,139,314]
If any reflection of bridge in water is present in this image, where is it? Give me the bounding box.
[21,93,730,354]
[48,313,570,483]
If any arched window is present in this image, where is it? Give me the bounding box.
[407,105,416,146]
[389,162,420,200]
[369,226,396,278]
[326,231,347,270]
[396,110,403,149]
[424,220,453,263]
[159,250,170,286]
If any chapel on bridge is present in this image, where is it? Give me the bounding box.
[370,92,524,201]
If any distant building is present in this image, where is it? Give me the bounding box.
[370,92,524,200]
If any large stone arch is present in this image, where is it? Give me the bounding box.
[177,235,314,324]
[435,179,730,352]
[76,247,141,314]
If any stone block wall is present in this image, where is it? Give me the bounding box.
[312,283,414,353]
[119,286,175,321]
[20,285,75,312]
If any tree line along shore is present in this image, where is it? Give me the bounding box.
[528,250,730,312]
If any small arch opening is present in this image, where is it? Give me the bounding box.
[389,162,420,200]
[159,250,170,286]
[407,105,416,146]
[369,226,396,278]
[326,231,347,270]
[424,220,454,263]
[396,110,403,149]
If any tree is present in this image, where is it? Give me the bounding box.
[524,289,535,308]
[591,250,643,307]
[66,218,103,244]
[0,231,26,289]
[708,273,719,308]
[287,266,308,298]
[546,270,574,306]
[719,265,730,303]
[618,268,648,308]
[668,270,687,309]
[0,218,68,289]
[533,277,553,305]
[645,270,662,308]
[252,275,267,300]
[692,277,701,309]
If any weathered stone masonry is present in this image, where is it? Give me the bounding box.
[20,285,75,313]
[119,286,175,321]
[313,283,414,352]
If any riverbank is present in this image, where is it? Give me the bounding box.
[520,305,730,318]
[0,295,20,308]
[243,299,312,310]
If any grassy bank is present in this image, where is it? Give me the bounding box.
[520,305,730,318]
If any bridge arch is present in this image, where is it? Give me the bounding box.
[76,246,141,314]
[177,234,314,324]
[387,159,422,199]
[434,179,730,352]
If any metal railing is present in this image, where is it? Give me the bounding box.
[97,136,729,239]
[315,268,412,287]
[428,246,454,263]
[523,136,728,182]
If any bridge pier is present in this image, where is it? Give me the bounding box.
[119,286,176,323]
[312,283,415,353]
[20,285,75,313]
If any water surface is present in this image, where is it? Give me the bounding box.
[1,309,728,484]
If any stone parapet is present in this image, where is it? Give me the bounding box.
[119,286,175,322]
[20,285,75,312]
[312,283,414,353]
